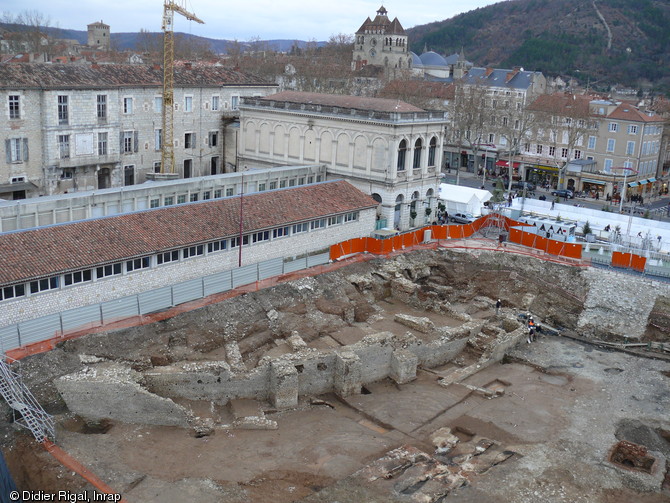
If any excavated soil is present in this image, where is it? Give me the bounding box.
[3,248,670,503]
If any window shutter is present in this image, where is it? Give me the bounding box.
[134,131,139,152]
[23,138,28,161]
[192,133,196,148]
[120,132,124,152]
[5,140,10,163]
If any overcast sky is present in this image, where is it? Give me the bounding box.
[2,0,499,41]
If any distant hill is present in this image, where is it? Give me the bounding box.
[406,0,670,93]
[0,23,322,55]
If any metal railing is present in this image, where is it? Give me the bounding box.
[0,357,55,441]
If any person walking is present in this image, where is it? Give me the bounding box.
[496,299,501,315]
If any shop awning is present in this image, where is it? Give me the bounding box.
[495,160,520,168]
[534,164,560,172]
[647,177,657,183]
[638,179,650,185]
[628,181,639,187]
[582,179,606,185]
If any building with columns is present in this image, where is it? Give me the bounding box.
[238,91,448,231]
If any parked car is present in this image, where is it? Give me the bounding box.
[511,181,536,192]
[449,212,475,224]
[551,189,574,199]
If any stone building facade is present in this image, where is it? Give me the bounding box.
[87,21,110,50]
[352,6,411,72]
[524,94,665,198]
[0,63,276,199]
[238,91,449,231]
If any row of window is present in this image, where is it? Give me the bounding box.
[0,212,359,303]
[6,94,241,124]
[397,137,438,171]
[48,129,220,161]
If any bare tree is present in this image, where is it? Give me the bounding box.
[446,81,491,185]
[528,93,593,190]
[3,9,56,59]
[492,93,541,194]
[136,28,162,56]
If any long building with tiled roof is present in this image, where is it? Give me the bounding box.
[0,63,277,200]
[0,63,272,90]
[0,179,377,327]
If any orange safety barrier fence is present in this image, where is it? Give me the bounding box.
[43,439,127,502]
[330,216,587,264]
[611,251,632,268]
[612,251,646,272]
[630,254,647,272]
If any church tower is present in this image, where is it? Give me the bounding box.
[352,6,411,72]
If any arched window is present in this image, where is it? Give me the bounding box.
[413,138,423,169]
[397,139,407,171]
[428,137,437,167]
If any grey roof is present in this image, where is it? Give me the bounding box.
[409,52,424,67]
[461,67,540,91]
[419,51,448,67]
[443,53,462,65]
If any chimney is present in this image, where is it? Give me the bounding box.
[152,63,161,71]
[184,62,192,70]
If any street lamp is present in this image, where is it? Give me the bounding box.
[611,164,637,213]
[473,141,496,187]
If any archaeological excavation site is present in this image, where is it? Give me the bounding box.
[2,248,670,503]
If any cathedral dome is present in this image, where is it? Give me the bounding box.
[419,51,448,67]
[409,52,424,68]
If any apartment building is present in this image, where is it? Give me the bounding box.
[0,63,277,199]
[442,66,547,173]
[524,93,665,198]
[238,91,449,231]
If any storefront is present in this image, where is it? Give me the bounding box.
[581,178,606,198]
[495,160,521,180]
[526,164,560,189]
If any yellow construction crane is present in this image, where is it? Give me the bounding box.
[161,0,204,175]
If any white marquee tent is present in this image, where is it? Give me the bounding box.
[438,184,492,216]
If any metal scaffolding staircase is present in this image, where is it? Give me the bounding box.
[478,203,508,240]
[0,357,55,442]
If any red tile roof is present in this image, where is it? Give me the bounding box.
[260,91,424,113]
[607,103,664,123]
[0,180,376,285]
[0,63,274,89]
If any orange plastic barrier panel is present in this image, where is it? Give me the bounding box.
[546,239,564,256]
[366,237,382,255]
[534,235,548,251]
[562,243,583,260]
[381,238,394,254]
[403,231,418,248]
[329,244,340,261]
[630,254,647,272]
[517,230,534,248]
[431,225,447,240]
[508,228,523,244]
[612,251,632,268]
[351,237,366,254]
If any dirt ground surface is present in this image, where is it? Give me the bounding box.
[2,249,670,502]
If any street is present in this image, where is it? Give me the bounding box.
[441,169,670,223]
